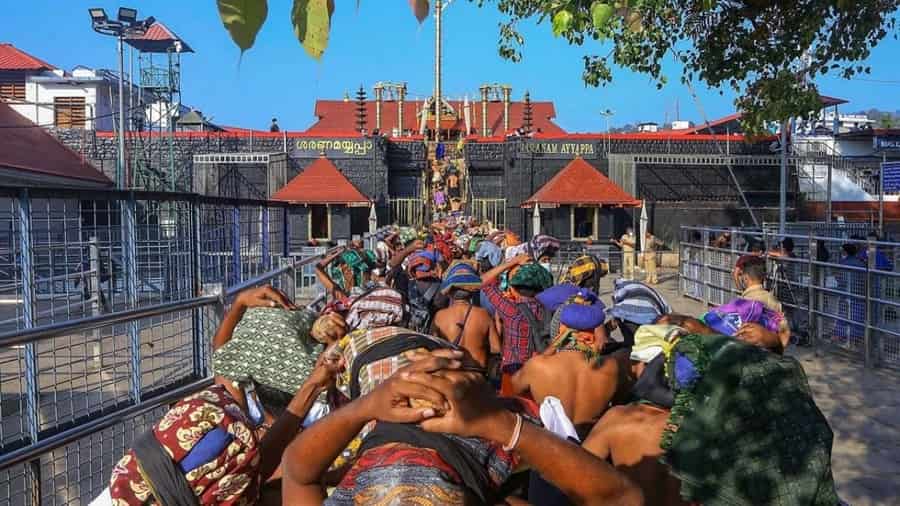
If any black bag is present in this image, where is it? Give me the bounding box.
[407,281,440,333]
[515,302,553,354]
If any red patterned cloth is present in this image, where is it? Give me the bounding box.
[109,385,261,505]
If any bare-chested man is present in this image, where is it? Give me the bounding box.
[582,401,690,506]
[432,262,499,368]
[582,331,691,506]
[432,287,499,368]
[510,301,634,437]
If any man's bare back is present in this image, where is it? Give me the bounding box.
[582,404,691,506]
[511,349,633,434]
[432,301,498,367]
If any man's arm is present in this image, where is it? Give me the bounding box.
[388,240,425,269]
[315,247,347,299]
[281,352,464,505]
[481,254,529,285]
[411,371,643,506]
[257,363,335,482]
[581,406,625,461]
[488,317,502,355]
[509,356,537,396]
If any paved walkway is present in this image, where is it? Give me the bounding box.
[597,272,900,506]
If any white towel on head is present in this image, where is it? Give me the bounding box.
[540,396,580,443]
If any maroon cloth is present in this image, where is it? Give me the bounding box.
[482,279,544,372]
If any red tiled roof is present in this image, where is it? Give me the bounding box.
[0,101,111,185]
[125,22,194,53]
[308,99,567,136]
[0,43,55,71]
[522,157,641,208]
[272,156,370,204]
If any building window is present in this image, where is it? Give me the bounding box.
[0,78,25,102]
[309,205,331,240]
[54,96,86,128]
[571,206,599,241]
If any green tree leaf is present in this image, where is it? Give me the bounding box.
[552,10,573,37]
[591,2,615,28]
[217,0,268,53]
[292,0,334,60]
[409,0,430,23]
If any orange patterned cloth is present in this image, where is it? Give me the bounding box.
[109,385,261,505]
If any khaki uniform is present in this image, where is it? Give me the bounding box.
[620,233,636,280]
[644,235,659,284]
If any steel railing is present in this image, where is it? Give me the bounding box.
[679,225,900,370]
[0,246,334,505]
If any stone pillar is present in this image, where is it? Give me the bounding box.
[502,86,512,133]
[398,84,407,137]
[374,84,383,133]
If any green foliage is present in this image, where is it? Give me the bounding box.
[218,1,432,59]
[292,0,335,60]
[216,0,269,53]
[473,0,899,135]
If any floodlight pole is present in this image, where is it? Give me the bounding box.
[434,0,442,142]
[779,120,788,235]
[117,34,127,188]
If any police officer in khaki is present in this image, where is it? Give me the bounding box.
[611,227,636,280]
[643,231,661,284]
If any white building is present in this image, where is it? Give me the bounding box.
[0,43,145,131]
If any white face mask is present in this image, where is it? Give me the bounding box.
[540,262,552,272]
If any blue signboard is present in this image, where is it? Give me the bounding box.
[882,162,900,193]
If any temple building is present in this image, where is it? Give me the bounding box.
[47,82,808,247]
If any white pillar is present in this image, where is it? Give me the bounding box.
[532,204,541,238]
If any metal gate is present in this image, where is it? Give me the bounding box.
[470,198,506,228]
[390,198,424,227]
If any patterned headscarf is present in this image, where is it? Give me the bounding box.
[440,262,482,294]
[345,288,406,330]
[701,298,783,337]
[528,234,561,260]
[509,262,553,291]
[213,308,320,395]
[559,255,608,292]
[398,226,417,246]
[311,312,348,344]
[109,386,260,505]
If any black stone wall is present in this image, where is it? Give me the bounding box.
[50,129,790,242]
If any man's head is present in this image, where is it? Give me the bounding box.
[508,262,553,298]
[645,230,652,238]
[625,227,634,235]
[733,255,766,289]
[842,243,858,258]
[781,237,794,252]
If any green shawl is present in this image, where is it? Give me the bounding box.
[661,334,839,506]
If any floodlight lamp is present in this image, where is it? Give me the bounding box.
[88,8,108,23]
[143,16,156,29]
[118,7,138,24]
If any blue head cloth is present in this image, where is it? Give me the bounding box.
[537,284,586,312]
[557,290,606,331]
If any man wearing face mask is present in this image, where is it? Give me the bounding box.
[732,255,781,313]
[612,227,637,280]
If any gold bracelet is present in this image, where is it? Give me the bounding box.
[502,413,523,452]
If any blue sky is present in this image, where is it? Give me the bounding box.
[6,1,900,132]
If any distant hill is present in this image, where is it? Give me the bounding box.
[853,108,900,128]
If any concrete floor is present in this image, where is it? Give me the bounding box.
[600,271,900,506]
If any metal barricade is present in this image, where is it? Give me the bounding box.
[0,246,330,505]
[679,225,900,371]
